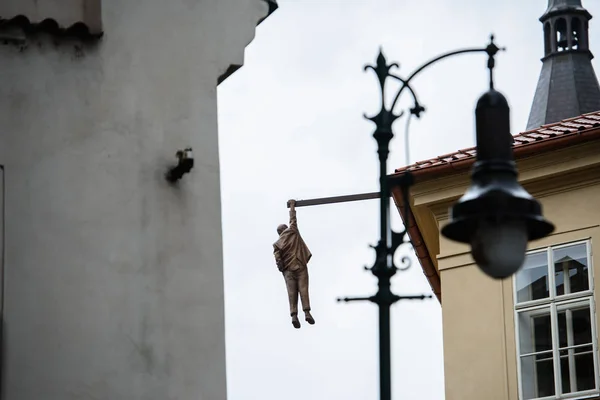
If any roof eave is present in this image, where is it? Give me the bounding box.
[257,0,278,25]
[217,0,278,85]
[391,186,442,303]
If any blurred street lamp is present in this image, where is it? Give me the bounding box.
[440,86,555,279]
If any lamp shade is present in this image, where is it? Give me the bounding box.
[440,169,555,243]
[441,88,554,278]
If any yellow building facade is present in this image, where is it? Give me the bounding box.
[391,112,600,400]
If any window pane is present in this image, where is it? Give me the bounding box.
[575,352,595,392]
[517,251,549,303]
[559,348,595,394]
[560,355,571,393]
[557,304,592,347]
[554,243,589,296]
[521,354,556,399]
[519,308,552,354]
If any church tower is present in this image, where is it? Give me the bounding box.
[526,0,600,129]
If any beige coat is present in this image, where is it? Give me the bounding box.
[273,208,312,271]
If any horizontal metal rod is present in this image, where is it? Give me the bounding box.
[290,191,390,208]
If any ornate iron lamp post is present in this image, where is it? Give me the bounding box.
[293,34,554,400]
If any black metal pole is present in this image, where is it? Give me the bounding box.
[374,112,394,400]
[337,35,504,400]
[379,293,392,400]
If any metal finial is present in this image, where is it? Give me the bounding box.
[488,55,495,89]
[485,33,504,90]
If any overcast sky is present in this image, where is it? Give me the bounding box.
[217,1,600,399]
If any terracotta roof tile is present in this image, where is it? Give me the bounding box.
[394,110,600,175]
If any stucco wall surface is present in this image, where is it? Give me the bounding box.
[439,182,600,400]
[0,1,271,399]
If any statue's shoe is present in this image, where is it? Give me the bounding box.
[305,312,315,325]
[292,316,301,329]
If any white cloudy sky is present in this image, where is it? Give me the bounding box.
[217,1,600,399]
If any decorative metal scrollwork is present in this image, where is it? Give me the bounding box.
[390,230,412,272]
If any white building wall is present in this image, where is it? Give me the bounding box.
[0,1,273,399]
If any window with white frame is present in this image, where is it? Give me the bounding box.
[514,240,598,400]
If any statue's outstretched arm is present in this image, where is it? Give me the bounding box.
[288,199,297,229]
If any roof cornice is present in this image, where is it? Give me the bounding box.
[217,0,278,85]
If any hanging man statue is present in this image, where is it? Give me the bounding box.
[273,199,315,329]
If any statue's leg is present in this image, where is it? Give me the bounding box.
[298,267,315,325]
[283,270,301,329]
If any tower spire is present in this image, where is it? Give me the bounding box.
[526,0,600,129]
